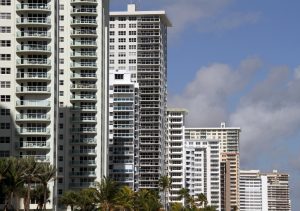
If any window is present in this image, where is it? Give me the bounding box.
[59,4,64,10]
[118,31,126,35]
[0,109,9,115]
[59,80,64,85]
[0,0,11,5]
[129,24,136,28]
[0,54,11,60]
[0,151,9,157]
[109,60,114,64]
[118,45,126,50]
[129,17,136,21]
[59,156,63,161]
[59,59,64,64]
[59,69,64,75]
[59,113,64,118]
[109,38,115,43]
[118,24,126,28]
[59,37,64,42]
[59,91,64,96]
[118,52,126,57]
[59,26,64,32]
[129,59,136,64]
[118,60,126,64]
[59,145,63,150]
[59,167,63,173]
[59,48,64,53]
[118,38,126,43]
[0,137,10,143]
[109,52,114,57]
[59,134,63,139]
[115,74,124,80]
[109,24,115,28]
[129,45,136,50]
[59,124,63,129]
[118,17,126,21]
[109,45,115,50]
[109,31,115,36]
[0,95,10,102]
[60,15,64,21]
[0,81,10,88]
[0,40,11,47]
[0,13,11,19]
[58,189,63,195]
[0,123,10,129]
[129,38,136,42]
[0,27,11,33]
[110,17,115,21]
[58,178,63,184]
[129,31,136,35]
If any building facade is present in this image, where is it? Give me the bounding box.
[109,4,171,190]
[0,0,109,209]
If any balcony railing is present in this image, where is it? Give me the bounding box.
[16,113,50,120]
[70,149,96,154]
[71,73,96,78]
[70,160,96,165]
[71,0,97,3]
[71,127,96,133]
[16,58,51,66]
[70,94,96,100]
[71,105,96,111]
[16,3,50,11]
[17,31,51,39]
[16,100,50,107]
[70,40,97,46]
[16,141,50,148]
[114,106,134,111]
[113,97,134,102]
[20,155,50,162]
[70,62,97,68]
[70,51,96,57]
[71,138,96,144]
[16,72,50,79]
[16,86,51,93]
[71,116,96,121]
[17,44,51,52]
[72,8,96,13]
[71,29,97,36]
[17,17,51,25]
[70,84,97,89]
[17,127,50,134]
[71,19,97,24]
[69,171,96,176]
[69,182,96,188]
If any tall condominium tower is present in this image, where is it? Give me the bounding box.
[0,0,109,209]
[109,4,171,189]
[185,123,241,210]
[108,69,139,190]
[240,170,291,211]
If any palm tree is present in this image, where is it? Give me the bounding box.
[196,193,207,208]
[178,188,190,208]
[134,189,162,211]
[0,158,10,184]
[114,186,134,210]
[59,190,79,211]
[31,185,50,211]
[76,188,98,211]
[159,175,172,211]
[170,202,184,211]
[94,176,119,211]
[36,162,56,211]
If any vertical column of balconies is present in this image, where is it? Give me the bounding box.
[69,0,98,189]
[109,84,136,189]
[15,0,52,162]
[137,16,165,189]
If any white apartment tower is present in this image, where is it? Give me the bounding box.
[108,70,139,190]
[109,4,171,189]
[0,0,109,208]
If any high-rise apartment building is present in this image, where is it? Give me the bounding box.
[184,123,241,210]
[240,170,291,211]
[0,0,109,209]
[109,4,171,189]
[108,69,139,190]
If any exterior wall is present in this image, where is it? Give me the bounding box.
[109,4,171,190]
[108,70,139,190]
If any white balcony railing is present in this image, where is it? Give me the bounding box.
[17,141,50,148]
[17,31,51,38]
[16,100,50,107]
[17,44,51,52]
[16,58,51,65]
[16,3,50,10]
[16,72,50,79]
[16,86,51,93]
[17,17,51,24]
[16,113,50,120]
[17,127,50,134]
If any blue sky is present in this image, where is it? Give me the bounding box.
[111,0,300,210]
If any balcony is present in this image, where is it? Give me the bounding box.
[69,171,96,177]
[71,0,98,4]
[70,40,97,48]
[20,155,50,162]
[70,105,96,112]
[71,19,97,26]
[113,97,134,102]
[70,149,96,155]
[16,141,50,149]
[17,44,51,54]
[16,86,51,94]
[17,127,50,135]
[16,113,50,122]
[16,17,51,26]
[16,100,51,108]
[70,62,97,69]
[71,8,97,15]
[69,182,96,188]
[71,29,97,37]
[16,31,51,40]
[16,58,51,67]
[113,106,134,111]
[70,51,97,58]
[70,84,97,90]
[70,94,96,101]
[16,72,50,81]
[16,3,50,12]
[70,127,96,133]
[70,138,96,144]
[71,116,96,122]
[71,73,97,79]
[70,160,96,165]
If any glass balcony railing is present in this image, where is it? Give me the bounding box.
[70,40,97,46]
[70,127,96,133]
[71,116,96,121]
[70,94,96,100]
[17,44,51,52]
[71,29,97,36]
[16,58,51,66]
[69,171,96,176]
[71,73,96,78]
[69,182,96,188]
[17,127,50,134]
[20,155,50,162]
[16,72,50,79]
[70,149,96,154]
[71,0,97,3]
[16,113,50,120]
[71,105,96,111]
[17,31,51,39]
[16,3,50,11]
[70,160,96,165]
[16,100,50,107]
[70,62,97,68]
[113,97,134,102]
[16,86,51,93]
[113,106,134,111]
[72,8,96,13]
[70,51,96,57]
[71,19,97,24]
[17,17,51,25]
[16,141,50,148]
[70,84,97,89]
[70,138,96,144]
